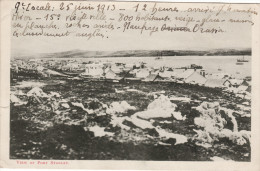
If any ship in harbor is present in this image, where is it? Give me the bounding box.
[236,56,249,65]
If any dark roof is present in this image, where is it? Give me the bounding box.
[246,86,251,92]
[143,74,163,82]
[241,80,250,86]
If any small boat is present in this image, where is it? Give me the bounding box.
[236,62,244,65]
[237,56,249,63]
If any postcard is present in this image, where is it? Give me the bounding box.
[1,0,260,170]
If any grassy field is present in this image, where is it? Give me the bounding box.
[10,79,251,161]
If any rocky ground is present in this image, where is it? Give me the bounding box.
[10,79,251,161]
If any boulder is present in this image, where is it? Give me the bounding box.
[27,87,49,98]
[134,95,185,121]
[106,101,136,115]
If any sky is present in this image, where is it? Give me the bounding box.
[11,2,253,56]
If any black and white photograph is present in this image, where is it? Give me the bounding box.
[2,1,259,168]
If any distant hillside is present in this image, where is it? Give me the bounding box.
[13,49,251,59]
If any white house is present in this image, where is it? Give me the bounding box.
[105,69,117,79]
[204,79,231,88]
[110,65,124,74]
[177,69,207,85]
[207,72,231,79]
[135,69,151,79]
[159,70,174,78]
[82,63,104,78]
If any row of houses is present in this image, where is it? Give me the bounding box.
[79,64,251,92]
[11,59,251,94]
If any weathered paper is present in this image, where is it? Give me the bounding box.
[1,0,260,170]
